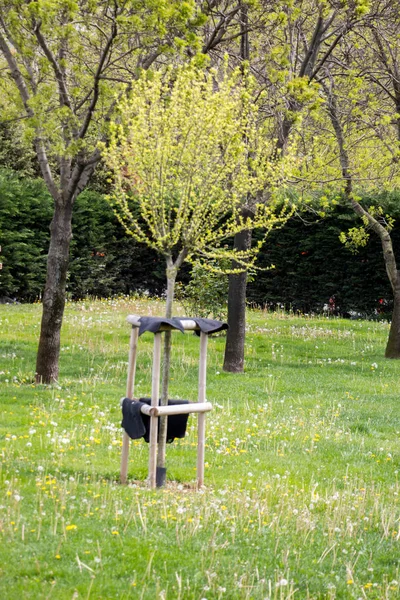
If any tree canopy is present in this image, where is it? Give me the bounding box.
[102,64,292,294]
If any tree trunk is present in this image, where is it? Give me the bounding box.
[223,5,252,374]
[385,286,400,358]
[35,200,73,383]
[157,260,177,481]
[223,225,252,372]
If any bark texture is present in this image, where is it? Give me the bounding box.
[35,201,73,382]
[223,225,252,372]
[385,288,400,358]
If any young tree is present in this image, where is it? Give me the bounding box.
[102,64,291,474]
[0,0,206,383]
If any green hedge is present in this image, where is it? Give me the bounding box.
[247,198,400,315]
[0,170,52,300]
[1,167,399,314]
[0,170,164,301]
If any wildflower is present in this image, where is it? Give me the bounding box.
[66,524,77,531]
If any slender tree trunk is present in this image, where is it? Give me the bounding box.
[157,260,177,480]
[223,223,252,372]
[35,199,73,383]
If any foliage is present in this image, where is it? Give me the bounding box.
[2,168,398,314]
[176,259,229,321]
[69,191,164,299]
[0,122,38,179]
[0,169,52,300]
[0,298,399,598]
[338,226,370,253]
[102,64,291,279]
[0,0,204,167]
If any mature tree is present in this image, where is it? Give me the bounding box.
[221,0,370,371]
[291,0,400,356]
[102,64,290,476]
[0,0,208,382]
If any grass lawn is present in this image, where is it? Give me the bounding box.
[0,297,399,599]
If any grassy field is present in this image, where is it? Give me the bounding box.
[0,297,399,599]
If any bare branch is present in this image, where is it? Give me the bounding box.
[321,78,399,291]
[33,19,72,110]
[76,20,118,141]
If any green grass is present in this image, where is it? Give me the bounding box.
[0,297,399,599]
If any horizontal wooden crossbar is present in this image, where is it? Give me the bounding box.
[140,402,212,417]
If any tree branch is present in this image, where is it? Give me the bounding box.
[0,28,32,110]
[299,14,324,78]
[322,78,399,291]
[77,20,118,141]
[202,5,240,53]
[0,26,59,200]
[33,19,72,110]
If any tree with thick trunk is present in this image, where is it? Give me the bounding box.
[223,0,361,371]
[288,1,400,357]
[224,213,252,372]
[0,0,208,382]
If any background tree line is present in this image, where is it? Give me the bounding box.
[1,167,397,316]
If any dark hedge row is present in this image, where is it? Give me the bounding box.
[247,201,400,315]
[0,169,165,302]
[1,168,399,313]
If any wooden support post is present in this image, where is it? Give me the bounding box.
[120,326,139,484]
[149,332,162,489]
[126,326,139,399]
[197,332,208,488]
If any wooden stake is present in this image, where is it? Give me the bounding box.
[197,332,208,488]
[149,332,162,489]
[126,326,139,398]
[120,326,139,484]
